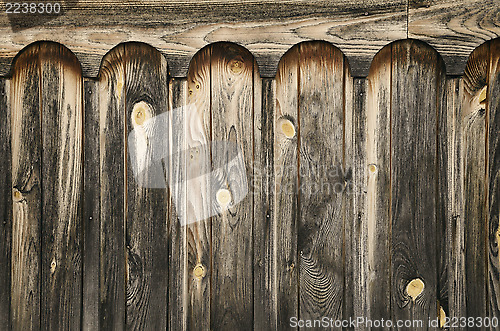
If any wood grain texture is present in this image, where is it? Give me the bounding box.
[487,39,500,327]
[409,0,500,76]
[0,78,11,330]
[98,44,126,330]
[442,77,466,321]
[274,45,299,330]
[10,44,41,331]
[364,44,392,328]
[125,43,169,331]
[254,77,276,330]
[168,77,188,331]
[0,0,407,77]
[352,77,369,330]
[186,45,212,331]
[83,78,100,331]
[297,42,345,325]
[39,42,83,331]
[390,40,444,326]
[210,43,254,330]
[462,41,489,321]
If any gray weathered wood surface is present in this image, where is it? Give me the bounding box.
[1,38,499,330]
[0,0,498,77]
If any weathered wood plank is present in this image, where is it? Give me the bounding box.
[0,0,407,77]
[83,78,101,331]
[210,43,254,330]
[125,43,169,331]
[254,76,276,329]
[98,44,126,330]
[352,77,369,330]
[186,46,212,331]
[0,78,11,330]
[10,45,41,331]
[297,42,345,327]
[39,42,83,331]
[343,59,354,323]
[487,39,500,327]
[390,40,443,327]
[442,77,466,322]
[274,45,299,330]
[364,44,392,329]
[462,41,489,321]
[168,77,188,331]
[409,0,500,76]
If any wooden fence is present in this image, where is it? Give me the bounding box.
[0,38,498,330]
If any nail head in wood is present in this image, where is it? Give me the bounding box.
[194,264,205,279]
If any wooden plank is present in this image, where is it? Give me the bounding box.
[98,44,126,330]
[352,77,369,330]
[210,43,254,330]
[10,44,41,331]
[409,0,500,76]
[442,78,466,322]
[168,77,188,331]
[297,41,345,325]
[0,78,11,330]
[83,78,101,331]
[186,46,212,331]
[0,0,407,77]
[343,57,354,322]
[364,44,392,329]
[436,74,451,327]
[462,41,489,321]
[124,43,169,330]
[274,45,299,330]
[254,77,276,330]
[39,42,83,330]
[390,40,443,325]
[487,39,500,326]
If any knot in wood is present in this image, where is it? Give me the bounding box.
[229,59,244,74]
[216,188,232,207]
[194,264,205,279]
[406,278,424,302]
[132,101,152,126]
[280,119,295,138]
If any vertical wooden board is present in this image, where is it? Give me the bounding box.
[352,78,369,329]
[39,43,83,331]
[210,43,254,330]
[488,39,500,326]
[274,46,299,330]
[99,44,126,330]
[168,78,188,331]
[124,44,170,330]
[365,44,392,328]
[10,45,41,331]
[83,78,101,331]
[462,42,489,321]
[343,59,354,322]
[186,46,212,331]
[297,42,344,325]
[390,40,441,326]
[0,78,11,330]
[436,67,450,323]
[442,78,466,321]
[254,77,276,330]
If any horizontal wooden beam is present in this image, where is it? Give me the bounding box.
[0,0,498,77]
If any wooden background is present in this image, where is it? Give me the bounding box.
[0,36,499,331]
